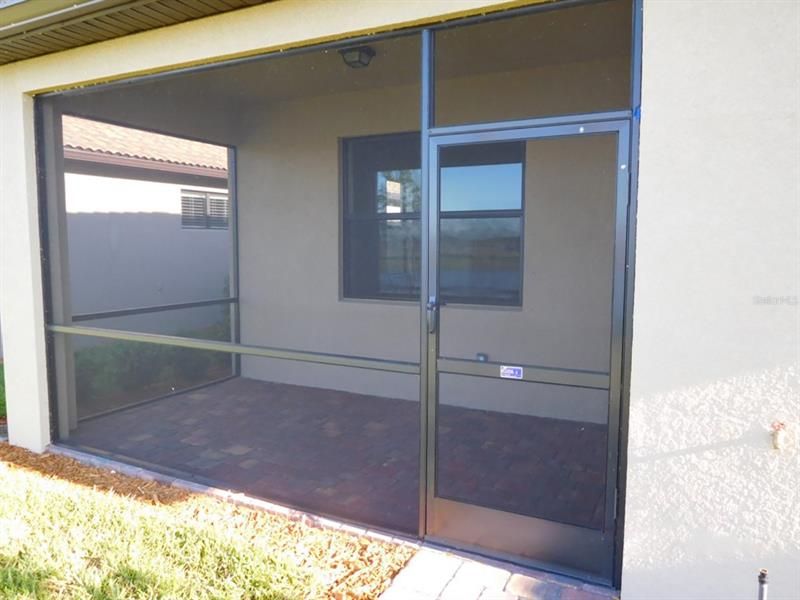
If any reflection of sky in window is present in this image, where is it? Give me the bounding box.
[440,163,522,212]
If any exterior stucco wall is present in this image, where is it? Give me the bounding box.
[621,1,800,599]
[0,88,50,450]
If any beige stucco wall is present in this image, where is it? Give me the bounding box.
[621,1,800,599]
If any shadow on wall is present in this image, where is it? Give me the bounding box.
[622,364,800,600]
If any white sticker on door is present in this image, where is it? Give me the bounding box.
[500,365,524,380]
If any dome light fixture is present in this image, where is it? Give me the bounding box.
[339,45,375,69]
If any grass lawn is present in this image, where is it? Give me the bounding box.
[0,444,414,599]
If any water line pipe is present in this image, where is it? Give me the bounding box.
[758,569,768,600]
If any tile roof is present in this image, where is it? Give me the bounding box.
[62,115,228,172]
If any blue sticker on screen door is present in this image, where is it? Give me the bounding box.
[500,366,524,380]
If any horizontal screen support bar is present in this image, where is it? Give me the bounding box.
[437,357,609,389]
[48,324,421,375]
[429,111,632,137]
[71,297,237,322]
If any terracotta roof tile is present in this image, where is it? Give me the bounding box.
[62,115,228,171]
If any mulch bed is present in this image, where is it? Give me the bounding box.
[0,442,416,599]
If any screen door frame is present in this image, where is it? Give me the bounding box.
[422,119,631,584]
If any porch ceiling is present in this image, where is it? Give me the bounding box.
[0,0,270,66]
[55,0,630,120]
[145,0,629,107]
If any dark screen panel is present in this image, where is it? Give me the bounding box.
[435,0,632,126]
[67,334,232,420]
[436,373,609,529]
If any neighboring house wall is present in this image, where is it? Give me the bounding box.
[64,173,230,331]
[621,2,800,599]
[0,172,228,359]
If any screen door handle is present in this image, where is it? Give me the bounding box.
[426,296,439,333]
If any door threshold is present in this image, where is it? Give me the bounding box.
[424,534,614,589]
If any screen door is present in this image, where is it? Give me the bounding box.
[424,121,629,582]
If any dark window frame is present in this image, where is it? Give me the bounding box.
[341,132,526,306]
[341,131,423,303]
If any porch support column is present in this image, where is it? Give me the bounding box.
[0,76,52,452]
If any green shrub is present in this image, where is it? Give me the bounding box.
[73,316,232,414]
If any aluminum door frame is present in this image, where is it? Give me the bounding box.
[422,118,631,584]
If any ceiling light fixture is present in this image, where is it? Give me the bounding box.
[339,45,375,69]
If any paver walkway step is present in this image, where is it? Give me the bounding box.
[380,547,618,600]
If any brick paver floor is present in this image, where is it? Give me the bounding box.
[67,377,607,534]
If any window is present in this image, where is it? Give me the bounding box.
[342,133,422,301]
[438,141,525,306]
[181,189,229,229]
[342,134,524,305]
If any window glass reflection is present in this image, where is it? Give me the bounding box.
[439,141,525,305]
[440,217,521,305]
[377,169,421,214]
[441,163,522,212]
